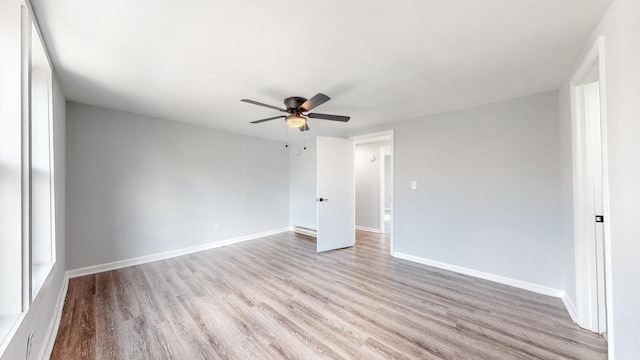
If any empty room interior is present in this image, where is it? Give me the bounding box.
[2,0,639,359]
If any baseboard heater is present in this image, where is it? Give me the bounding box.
[294,225,317,238]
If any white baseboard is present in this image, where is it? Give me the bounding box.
[392,252,565,299]
[356,226,382,233]
[66,228,290,278]
[560,291,578,322]
[37,274,69,360]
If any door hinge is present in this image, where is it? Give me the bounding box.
[595,215,604,223]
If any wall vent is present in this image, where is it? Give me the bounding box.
[294,225,317,238]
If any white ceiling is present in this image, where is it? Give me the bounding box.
[32,0,612,141]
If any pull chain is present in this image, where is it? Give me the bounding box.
[285,123,288,148]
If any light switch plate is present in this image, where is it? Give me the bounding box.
[411,181,417,190]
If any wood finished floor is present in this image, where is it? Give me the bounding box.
[51,231,607,359]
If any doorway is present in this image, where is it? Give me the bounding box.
[351,131,394,254]
[381,146,391,234]
[571,36,611,338]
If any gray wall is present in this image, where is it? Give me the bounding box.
[355,141,390,230]
[348,91,565,290]
[393,92,564,289]
[288,141,317,230]
[559,0,640,356]
[65,102,289,270]
[1,78,66,360]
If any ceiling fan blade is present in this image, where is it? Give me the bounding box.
[250,115,286,124]
[241,99,288,112]
[307,113,350,122]
[299,123,310,132]
[299,93,330,112]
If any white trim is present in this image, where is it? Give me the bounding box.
[393,252,565,298]
[561,291,578,323]
[379,146,387,233]
[350,131,392,145]
[350,130,394,255]
[66,228,290,278]
[21,0,33,312]
[355,226,381,233]
[37,274,68,360]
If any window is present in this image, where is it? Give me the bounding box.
[0,1,57,353]
[30,23,55,296]
[0,0,26,347]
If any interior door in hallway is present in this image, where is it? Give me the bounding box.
[316,136,354,252]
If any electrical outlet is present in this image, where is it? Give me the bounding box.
[26,331,33,359]
[214,224,221,231]
[411,181,418,190]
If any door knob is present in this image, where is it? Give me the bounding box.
[318,197,328,202]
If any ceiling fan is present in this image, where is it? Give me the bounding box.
[241,93,350,132]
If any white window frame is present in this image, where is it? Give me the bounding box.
[0,1,29,352]
[0,0,57,355]
[30,18,56,297]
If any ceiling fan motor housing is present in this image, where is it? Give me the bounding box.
[284,96,307,112]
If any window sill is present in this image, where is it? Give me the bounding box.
[32,261,54,298]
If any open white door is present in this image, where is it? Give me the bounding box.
[570,38,610,338]
[584,81,608,335]
[316,136,355,252]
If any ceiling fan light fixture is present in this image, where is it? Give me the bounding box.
[243,93,350,129]
[286,113,306,128]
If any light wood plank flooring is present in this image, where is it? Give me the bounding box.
[51,231,607,359]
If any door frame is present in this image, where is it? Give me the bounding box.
[570,36,613,340]
[351,130,394,255]
[380,145,391,233]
